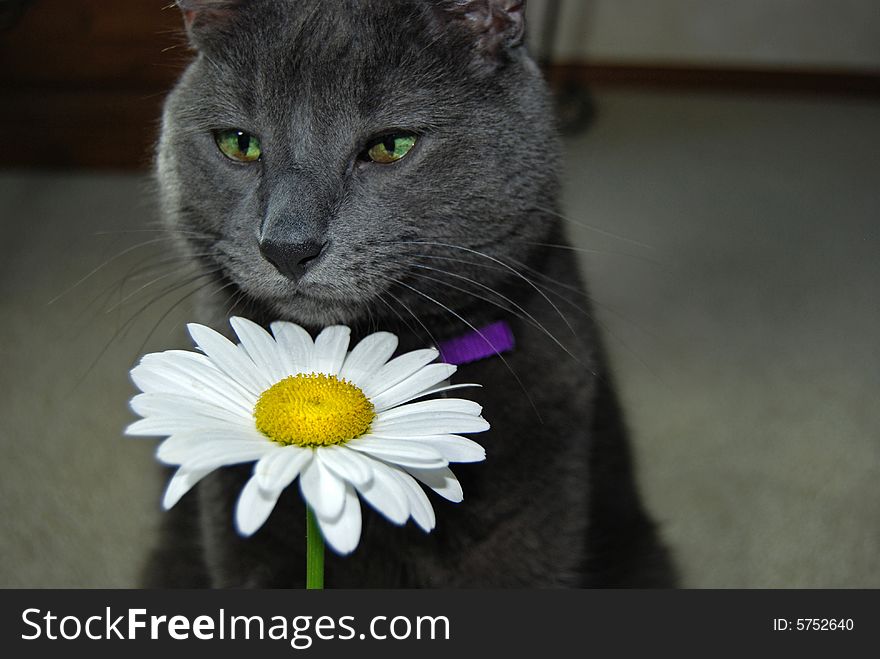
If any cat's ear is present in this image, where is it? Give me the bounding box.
[438,0,527,57]
[176,0,243,48]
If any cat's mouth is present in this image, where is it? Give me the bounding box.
[205,243,393,327]
[217,267,376,327]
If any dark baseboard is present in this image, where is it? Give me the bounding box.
[545,62,880,97]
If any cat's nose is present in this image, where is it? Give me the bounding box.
[259,238,325,281]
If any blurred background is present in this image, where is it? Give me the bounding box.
[1,0,878,587]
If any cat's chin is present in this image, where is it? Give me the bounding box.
[256,289,375,330]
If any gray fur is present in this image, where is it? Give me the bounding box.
[151,0,674,587]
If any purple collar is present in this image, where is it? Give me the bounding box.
[437,320,515,366]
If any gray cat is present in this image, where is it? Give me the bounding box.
[150,0,674,587]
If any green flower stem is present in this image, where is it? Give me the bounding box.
[306,505,324,589]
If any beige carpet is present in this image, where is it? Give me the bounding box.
[1,90,877,587]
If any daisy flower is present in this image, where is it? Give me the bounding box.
[126,317,488,554]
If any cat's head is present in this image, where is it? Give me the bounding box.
[158,0,560,331]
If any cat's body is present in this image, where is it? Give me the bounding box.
[149,0,674,587]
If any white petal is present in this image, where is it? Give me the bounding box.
[139,349,222,371]
[130,392,251,423]
[357,459,410,525]
[375,397,482,422]
[255,447,313,492]
[235,475,284,536]
[172,440,274,471]
[131,355,256,415]
[271,321,314,376]
[315,484,362,555]
[376,435,486,463]
[162,466,213,510]
[387,467,436,532]
[338,332,398,387]
[230,317,286,383]
[156,428,265,464]
[360,348,440,397]
[318,446,373,487]
[126,418,164,437]
[371,413,490,436]
[187,322,269,394]
[312,326,351,375]
[346,436,447,469]
[299,457,346,519]
[126,416,241,437]
[405,466,464,503]
[370,363,457,412]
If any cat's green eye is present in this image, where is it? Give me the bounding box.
[215,129,262,163]
[364,134,417,164]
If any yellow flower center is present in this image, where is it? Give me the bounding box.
[253,373,375,447]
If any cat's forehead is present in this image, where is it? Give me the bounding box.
[194,1,470,130]
[220,0,448,78]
